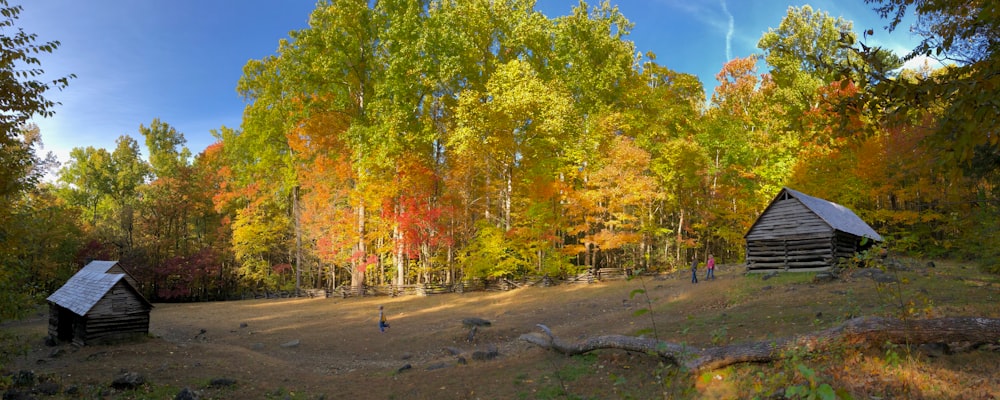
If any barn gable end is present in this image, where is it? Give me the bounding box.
[745,188,882,272]
[745,192,832,241]
[46,260,152,346]
[77,260,140,290]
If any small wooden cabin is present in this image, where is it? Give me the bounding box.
[745,188,882,272]
[46,260,152,346]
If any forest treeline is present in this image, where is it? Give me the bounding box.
[2,0,997,313]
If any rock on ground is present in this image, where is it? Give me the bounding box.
[175,387,200,400]
[111,371,145,390]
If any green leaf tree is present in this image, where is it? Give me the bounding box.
[758,5,863,122]
[0,3,78,318]
[1,125,79,324]
[58,136,149,257]
[141,118,191,179]
[0,0,74,137]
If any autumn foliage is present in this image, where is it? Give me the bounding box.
[13,0,998,303]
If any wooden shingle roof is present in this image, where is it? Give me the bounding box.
[47,271,125,316]
[46,260,151,316]
[78,260,120,275]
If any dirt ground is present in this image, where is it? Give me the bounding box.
[3,261,1000,399]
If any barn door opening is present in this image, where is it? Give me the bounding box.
[56,307,75,342]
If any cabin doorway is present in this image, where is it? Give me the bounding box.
[55,307,76,342]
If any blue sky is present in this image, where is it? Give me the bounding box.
[17,1,921,168]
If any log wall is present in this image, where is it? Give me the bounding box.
[746,234,835,270]
[834,231,862,259]
[77,281,151,345]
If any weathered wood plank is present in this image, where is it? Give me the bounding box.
[748,238,832,248]
[748,250,834,258]
[747,230,834,241]
[748,260,833,268]
[748,243,833,251]
[747,252,832,261]
[746,266,832,273]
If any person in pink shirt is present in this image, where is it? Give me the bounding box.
[706,254,716,280]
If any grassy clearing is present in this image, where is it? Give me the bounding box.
[1,259,998,399]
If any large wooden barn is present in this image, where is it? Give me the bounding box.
[745,188,883,272]
[47,260,152,346]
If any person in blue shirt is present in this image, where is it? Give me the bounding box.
[378,305,389,333]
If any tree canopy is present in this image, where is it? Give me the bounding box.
[3,0,996,308]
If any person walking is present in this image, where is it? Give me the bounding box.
[690,259,698,283]
[378,305,389,333]
[706,254,716,280]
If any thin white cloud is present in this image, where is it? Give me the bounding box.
[657,0,747,63]
[720,0,734,61]
[658,0,730,32]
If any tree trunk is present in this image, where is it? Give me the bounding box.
[585,242,593,270]
[293,186,302,296]
[504,164,512,231]
[484,157,492,223]
[352,203,366,292]
[421,242,431,284]
[395,201,405,287]
[446,244,454,285]
[676,208,684,263]
[520,317,1000,373]
[537,249,543,273]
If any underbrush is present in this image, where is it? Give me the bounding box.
[726,341,1000,399]
[533,256,1000,399]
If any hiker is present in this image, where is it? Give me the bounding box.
[706,254,716,280]
[378,305,389,333]
[690,259,698,283]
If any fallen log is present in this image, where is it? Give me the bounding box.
[519,316,1000,372]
